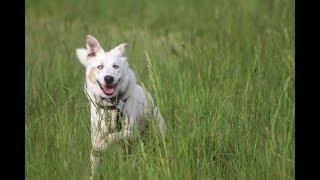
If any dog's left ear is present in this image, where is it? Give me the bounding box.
[110,43,130,57]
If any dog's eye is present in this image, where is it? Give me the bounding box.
[113,64,119,69]
[97,65,104,70]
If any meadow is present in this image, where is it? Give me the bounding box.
[26,0,294,179]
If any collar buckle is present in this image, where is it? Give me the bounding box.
[116,100,125,112]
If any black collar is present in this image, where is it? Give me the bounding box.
[101,81,129,111]
[103,91,127,111]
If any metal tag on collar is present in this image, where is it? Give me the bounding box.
[116,100,125,112]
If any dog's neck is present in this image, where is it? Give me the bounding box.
[120,68,136,98]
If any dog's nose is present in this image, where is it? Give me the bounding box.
[104,75,114,85]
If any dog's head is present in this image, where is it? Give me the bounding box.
[76,35,130,98]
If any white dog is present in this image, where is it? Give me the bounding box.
[76,35,166,176]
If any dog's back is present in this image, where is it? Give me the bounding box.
[124,82,166,136]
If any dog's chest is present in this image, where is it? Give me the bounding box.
[96,98,112,108]
[92,106,124,133]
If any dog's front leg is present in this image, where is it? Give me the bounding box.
[110,109,118,131]
[90,148,101,179]
[89,104,107,178]
[95,116,134,151]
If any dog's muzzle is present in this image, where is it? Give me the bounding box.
[97,80,118,96]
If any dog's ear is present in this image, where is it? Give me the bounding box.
[110,43,130,57]
[86,35,102,56]
[76,48,88,66]
[75,35,103,66]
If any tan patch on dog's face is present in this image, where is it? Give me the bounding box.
[88,67,98,84]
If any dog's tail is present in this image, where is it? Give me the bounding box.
[153,106,166,137]
[144,89,166,136]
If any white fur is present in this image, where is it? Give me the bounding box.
[75,35,166,177]
[75,48,88,66]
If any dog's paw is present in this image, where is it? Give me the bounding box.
[93,138,107,151]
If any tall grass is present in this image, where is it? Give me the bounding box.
[26,0,294,179]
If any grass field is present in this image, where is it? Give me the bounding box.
[26,0,294,179]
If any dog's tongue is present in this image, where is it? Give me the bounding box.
[103,85,115,95]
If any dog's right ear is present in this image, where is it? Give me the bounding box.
[75,35,103,66]
[86,35,102,56]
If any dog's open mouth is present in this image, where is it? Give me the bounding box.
[97,81,117,96]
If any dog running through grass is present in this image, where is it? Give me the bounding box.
[75,35,166,177]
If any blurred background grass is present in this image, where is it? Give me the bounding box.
[26,0,294,179]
